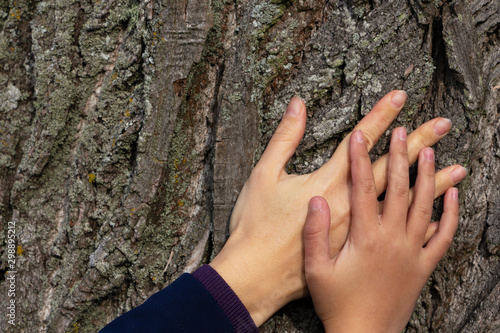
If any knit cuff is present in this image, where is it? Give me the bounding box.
[193,265,258,333]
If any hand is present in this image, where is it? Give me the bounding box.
[210,91,466,326]
[303,128,460,332]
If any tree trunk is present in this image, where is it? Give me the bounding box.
[0,0,498,332]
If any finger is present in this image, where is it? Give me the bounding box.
[382,127,409,224]
[256,96,306,178]
[408,165,467,205]
[377,164,467,214]
[350,130,379,234]
[423,188,459,271]
[372,117,452,196]
[317,90,407,181]
[304,196,332,281]
[407,148,435,243]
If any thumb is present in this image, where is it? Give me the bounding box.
[257,96,306,178]
[304,196,332,281]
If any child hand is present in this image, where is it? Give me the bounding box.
[210,91,465,326]
[304,128,460,332]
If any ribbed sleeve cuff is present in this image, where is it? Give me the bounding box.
[193,265,258,333]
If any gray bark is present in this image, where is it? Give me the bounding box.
[0,0,498,332]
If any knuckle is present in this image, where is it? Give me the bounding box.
[390,179,409,197]
[303,223,323,241]
[273,122,296,142]
[250,164,270,183]
[397,146,408,159]
[388,172,409,196]
[358,178,377,194]
[395,183,409,197]
[419,167,435,178]
[416,131,427,148]
[359,230,387,252]
[304,258,323,280]
[415,204,433,218]
[361,129,376,148]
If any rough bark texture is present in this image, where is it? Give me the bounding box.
[0,0,498,332]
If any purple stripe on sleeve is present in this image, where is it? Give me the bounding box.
[193,265,258,333]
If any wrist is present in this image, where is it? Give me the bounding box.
[209,236,306,326]
[192,265,258,332]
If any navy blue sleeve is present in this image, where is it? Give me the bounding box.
[193,265,258,332]
[100,273,235,333]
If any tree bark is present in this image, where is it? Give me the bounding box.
[0,0,498,332]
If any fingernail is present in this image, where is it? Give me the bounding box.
[390,90,407,109]
[354,130,365,143]
[451,187,458,200]
[286,96,303,116]
[433,118,452,136]
[309,197,323,212]
[397,127,407,141]
[423,148,434,161]
[451,166,467,183]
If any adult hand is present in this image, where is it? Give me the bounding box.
[210,91,466,326]
[303,128,459,332]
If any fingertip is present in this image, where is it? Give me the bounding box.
[433,117,452,137]
[295,95,306,106]
[396,126,407,141]
[306,196,331,229]
[440,187,459,234]
[390,90,407,109]
[444,187,459,210]
[450,166,468,184]
[450,187,459,201]
[351,130,365,144]
[286,95,306,117]
[350,130,371,164]
[421,147,435,162]
[309,196,326,212]
[349,130,364,161]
